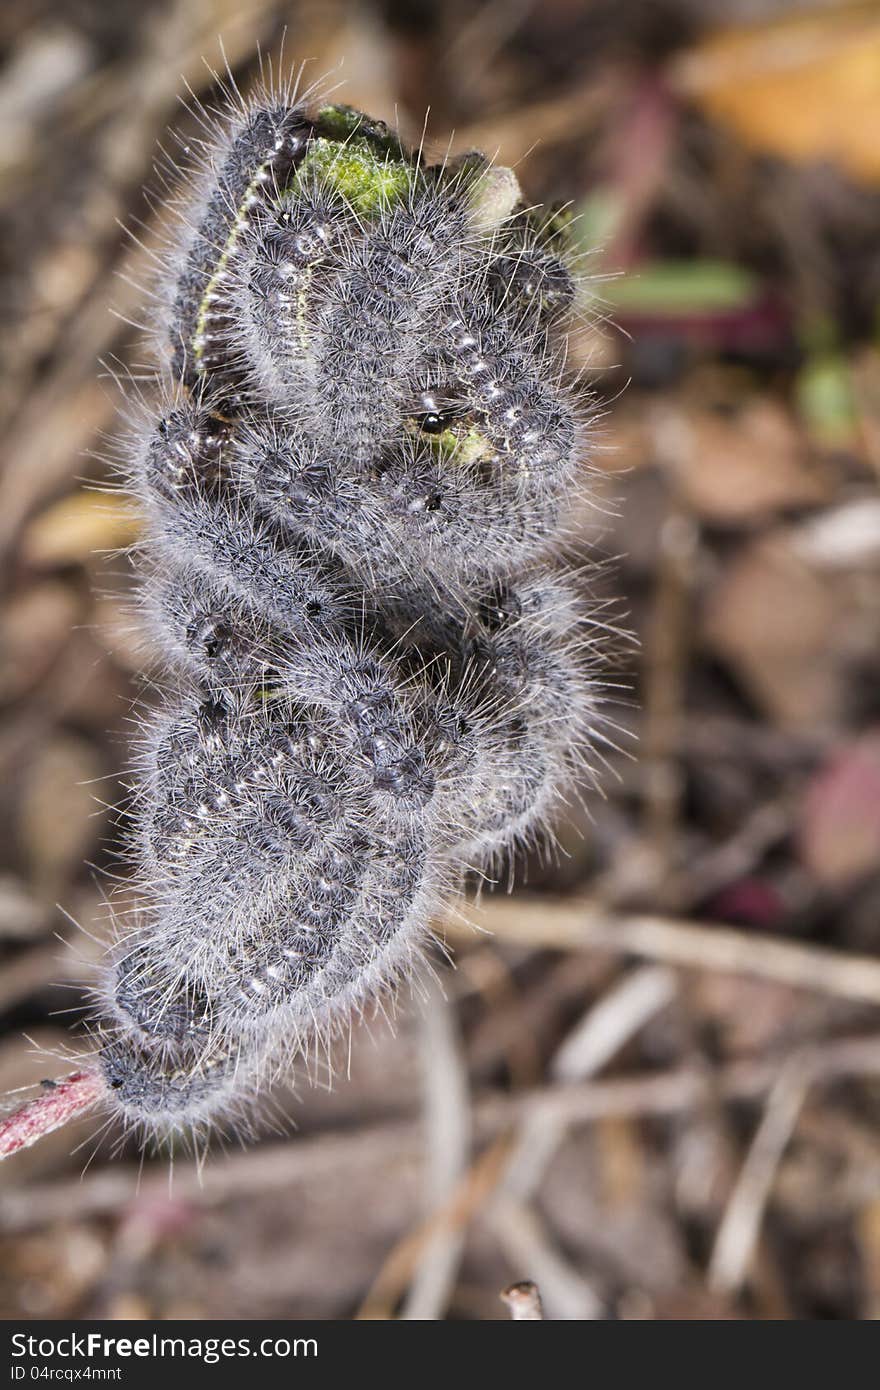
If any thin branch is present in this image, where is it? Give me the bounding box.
[551,965,678,1083]
[454,897,880,1007]
[486,966,677,1318]
[493,1198,599,1319]
[400,978,471,1321]
[0,1069,105,1159]
[501,1279,545,1320]
[356,1135,514,1320]
[498,966,678,1201]
[708,1058,809,1295]
[3,1033,879,1232]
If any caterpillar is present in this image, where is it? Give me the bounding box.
[76,75,609,1151]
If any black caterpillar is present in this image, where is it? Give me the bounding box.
[96,83,607,1144]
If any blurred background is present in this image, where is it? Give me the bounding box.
[2,0,880,1321]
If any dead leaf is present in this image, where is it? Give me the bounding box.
[800,730,880,886]
[21,492,141,569]
[674,398,825,523]
[674,6,880,185]
[702,531,838,726]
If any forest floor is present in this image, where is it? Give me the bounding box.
[1,0,880,1319]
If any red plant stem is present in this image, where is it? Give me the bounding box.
[0,1070,105,1160]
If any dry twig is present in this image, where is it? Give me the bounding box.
[501,1280,545,1320]
[0,1069,104,1159]
[454,897,880,1007]
[4,1033,879,1230]
[708,1058,810,1295]
[399,979,471,1321]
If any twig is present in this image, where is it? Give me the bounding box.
[368,966,672,1319]
[400,979,471,1321]
[640,418,698,884]
[551,965,677,1083]
[487,965,678,1318]
[501,1280,545,1320]
[708,1058,809,1295]
[664,798,791,912]
[453,897,880,1007]
[499,966,678,1201]
[356,1135,514,1320]
[3,1033,879,1232]
[494,1199,599,1319]
[0,1069,105,1159]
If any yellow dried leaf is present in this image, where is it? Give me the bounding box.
[674,6,880,184]
[22,492,141,567]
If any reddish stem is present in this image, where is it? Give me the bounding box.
[0,1070,106,1160]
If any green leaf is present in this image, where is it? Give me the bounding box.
[604,260,760,315]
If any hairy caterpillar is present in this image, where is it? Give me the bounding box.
[15,74,613,1154]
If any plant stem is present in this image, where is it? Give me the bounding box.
[0,1070,105,1160]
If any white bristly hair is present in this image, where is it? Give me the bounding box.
[71,70,624,1154]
